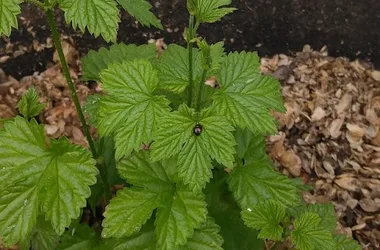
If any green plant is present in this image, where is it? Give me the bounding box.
[0,0,362,249]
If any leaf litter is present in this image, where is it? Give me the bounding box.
[0,41,379,249]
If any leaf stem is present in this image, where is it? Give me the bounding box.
[46,9,97,158]
[187,15,195,107]
[24,0,46,10]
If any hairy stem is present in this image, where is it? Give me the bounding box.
[194,69,207,111]
[187,15,195,107]
[46,9,97,158]
[24,0,46,10]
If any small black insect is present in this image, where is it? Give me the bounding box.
[193,124,203,136]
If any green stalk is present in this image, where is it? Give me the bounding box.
[194,69,207,111]
[187,15,195,107]
[46,9,97,158]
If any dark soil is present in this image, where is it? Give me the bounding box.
[1,0,380,79]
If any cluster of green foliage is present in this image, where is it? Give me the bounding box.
[0,0,361,249]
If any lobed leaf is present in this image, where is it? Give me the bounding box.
[151,105,236,192]
[155,185,207,250]
[59,0,120,42]
[102,152,207,249]
[241,200,286,241]
[0,0,21,36]
[117,0,163,29]
[211,51,285,134]
[291,212,335,250]
[288,203,337,233]
[81,43,156,81]
[228,159,298,208]
[97,59,170,159]
[188,0,236,23]
[0,117,98,245]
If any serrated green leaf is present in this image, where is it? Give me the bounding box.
[241,200,286,241]
[288,203,337,233]
[0,0,21,36]
[179,217,223,250]
[17,87,45,119]
[151,105,235,192]
[228,159,298,208]
[0,117,98,245]
[333,234,361,250]
[211,51,285,134]
[102,188,161,238]
[81,43,157,81]
[117,0,163,29]
[291,212,335,250]
[30,217,59,250]
[206,170,264,250]
[208,42,225,75]
[188,0,235,23]
[59,0,120,42]
[235,127,267,164]
[102,152,207,249]
[155,185,207,250]
[98,59,170,159]
[157,44,203,93]
[103,152,173,238]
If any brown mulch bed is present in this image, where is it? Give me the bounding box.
[0,41,379,249]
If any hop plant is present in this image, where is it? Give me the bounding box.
[0,0,362,249]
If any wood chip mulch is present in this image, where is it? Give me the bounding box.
[0,42,379,249]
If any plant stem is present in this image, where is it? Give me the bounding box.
[46,9,97,158]
[187,15,195,107]
[194,69,207,111]
[24,0,46,10]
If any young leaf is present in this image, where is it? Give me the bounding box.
[228,159,298,208]
[81,43,156,81]
[30,218,59,250]
[291,212,335,250]
[241,199,286,241]
[333,234,361,250]
[151,105,236,192]
[58,0,120,42]
[178,217,223,250]
[0,0,21,36]
[0,117,98,245]
[117,0,163,29]
[97,59,170,159]
[157,44,203,93]
[211,51,285,134]
[208,42,225,76]
[17,87,45,119]
[288,203,337,233]
[188,0,236,23]
[155,185,207,250]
